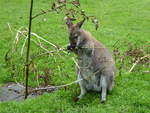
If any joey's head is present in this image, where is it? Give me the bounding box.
[65,18,85,51]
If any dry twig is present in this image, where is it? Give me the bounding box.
[32,9,52,19]
[29,78,83,93]
[129,54,150,73]
[31,32,58,48]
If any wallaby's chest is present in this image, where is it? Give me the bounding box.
[77,51,96,80]
[78,50,92,68]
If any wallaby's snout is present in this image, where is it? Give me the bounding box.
[67,30,79,50]
[65,17,85,51]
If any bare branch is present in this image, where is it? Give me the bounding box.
[29,78,83,93]
[129,54,150,73]
[32,9,52,19]
[31,32,58,48]
[31,48,67,59]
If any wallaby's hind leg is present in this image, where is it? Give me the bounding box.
[107,73,114,93]
[108,83,113,93]
[74,79,87,102]
[100,75,107,104]
[78,80,87,99]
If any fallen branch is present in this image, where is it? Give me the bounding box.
[28,78,83,93]
[142,71,150,73]
[129,54,150,73]
[56,78,83,88]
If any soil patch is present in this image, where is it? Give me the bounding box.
[0,83,36,102]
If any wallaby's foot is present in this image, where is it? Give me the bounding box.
[73,92,86,102]
[77,94,84,99]
[78,86,87,99]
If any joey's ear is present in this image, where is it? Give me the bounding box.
[77,18,85,28]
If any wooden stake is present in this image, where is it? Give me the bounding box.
[25,0,34,99]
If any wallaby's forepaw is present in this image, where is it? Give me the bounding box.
[67,45,71,50]
[67,45,76,50]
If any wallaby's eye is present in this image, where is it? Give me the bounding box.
[74,36,78,39]
[74,33,78,39]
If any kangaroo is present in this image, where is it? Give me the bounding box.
[66,18,116,103]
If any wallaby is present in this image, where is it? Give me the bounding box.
[66,18,116,103]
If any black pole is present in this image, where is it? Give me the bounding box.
[25,0,34,99]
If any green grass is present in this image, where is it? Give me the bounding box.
[0,74,150,113]
[0,0,149,113]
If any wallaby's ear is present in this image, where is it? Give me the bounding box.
[64,17,74,28]
[66,20,73,28]
[77,18,85,28]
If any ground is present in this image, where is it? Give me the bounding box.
[0,0,150,113]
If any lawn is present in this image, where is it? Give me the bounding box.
[0,0,149,113]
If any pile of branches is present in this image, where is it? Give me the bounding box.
[113,41,150,75]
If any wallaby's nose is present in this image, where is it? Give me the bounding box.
[67,44,76,50]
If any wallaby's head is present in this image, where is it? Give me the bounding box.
[65,18,85,50]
